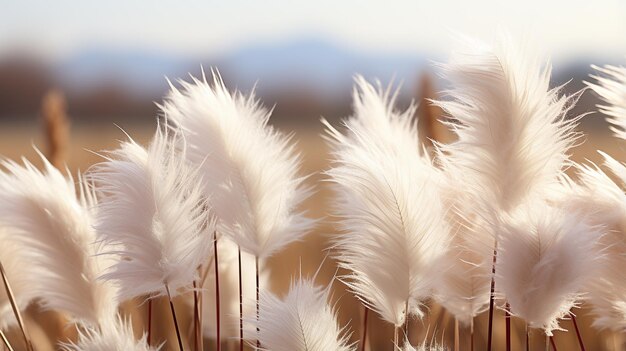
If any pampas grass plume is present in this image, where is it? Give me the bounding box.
[326,77,450,327]
[255,277,354,351]
[0,153,118,326]
[90,127,213,299]
[495,202,603,335]
[163,70,314,260]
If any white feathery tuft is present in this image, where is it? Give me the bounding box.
[162,70,314,260]
[0,227,38,330]
[326,77,450,327]
[587,63,626,139]
[62,316,159,351]
[561,154,626,331]
[90,127,213,299]
[397,338,448,351]
[435,35,582,214]
[0,153,118,326]
[254,277,354,351]
[495,202,603,335]
[431,213,492,326]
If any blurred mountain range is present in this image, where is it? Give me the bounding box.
[0,38,619,126]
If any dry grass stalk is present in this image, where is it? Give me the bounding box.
[41,89,69,169]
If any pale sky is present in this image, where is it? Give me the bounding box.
[0,0,625,62]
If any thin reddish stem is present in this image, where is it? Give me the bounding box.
[570,312,585,351]
[192,281,200,351]
[361,307,369,351]
[470,319,474,351]
[550,335,558,351]
[454,319,459,351]
[214,232,221,351]
[147,299,153,347]
[505,302,511,351]
[165,284,184,351]
[256,256,260,349]
[238,247,244,351]
[0,261,32,351]
[487,245,497,351]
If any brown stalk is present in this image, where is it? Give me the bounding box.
[0,261,33,351]
[255,256,260,349]
[505,302,511,351]
[213,232,221,351]
[0,328,14,351]
[165,284,185,351]
[569,312,586,351]
[238,247,244,351]
[361,307,369,351]
[550,336,558,351]
[487,244,497,351]
[470,319,474,351]
[454,319,459,351]
[393,326,399,350]
[41,89,69,169]
[147,299,153,347]
[192,281,199,351]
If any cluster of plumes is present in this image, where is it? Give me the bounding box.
[431,36,607,336]
[1,33,626,351]
[0,68,339,350]
[326,33,617,348]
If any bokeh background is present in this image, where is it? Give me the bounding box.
[1,0,626,350]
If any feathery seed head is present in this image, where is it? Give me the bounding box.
[328,77,450,327]
[0,153,118,326]
[163,69,314,260]
[255,277,354,351]
[496,202,603,335]
[90,127,213,299]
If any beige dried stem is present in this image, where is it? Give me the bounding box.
[416,73,445,146]
[41,89,70,169]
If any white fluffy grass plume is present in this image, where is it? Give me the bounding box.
[90,127,213,299]
[0,227,38,329]
[62,316,158,351]
[0,154,118,326]
[588,63,626,139]
[563,155,626,331]
[162,70,314,260]
[326,77,450,327]
[255,277,354,351]
[495,202,603,335]
[431,213,492,326]
[435,36,581,214]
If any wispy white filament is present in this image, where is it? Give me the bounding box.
[163,70,314,260]
[90,128,213,299]
[62,316,158,351]
[255,278,354,351]
[0,154,117,326]
[588,63,626,139]
[327,77,450,327]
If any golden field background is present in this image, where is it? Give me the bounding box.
[0,106,624,350]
